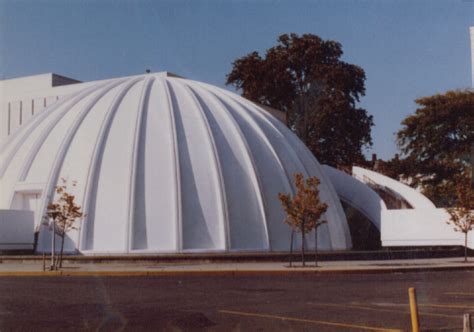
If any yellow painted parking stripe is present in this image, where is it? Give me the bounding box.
[356,301,474,311]
[351,305,458,319]
[219,309,402,331]
[419,303,474,310]
[309,302,459,319]
[445,292,474,296]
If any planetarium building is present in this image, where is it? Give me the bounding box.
[0,72,352,254]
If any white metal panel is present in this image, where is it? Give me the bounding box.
[45,83,126,253]
[186,82,268,250]
[132,78,178,251]
[209,90,292,250]
[167,80,225,251]
[90,80,144,252]
[26,95,93,183]
[57,85,123,207]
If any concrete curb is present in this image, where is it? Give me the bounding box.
[0,248,469,264]
[2,264,474,277]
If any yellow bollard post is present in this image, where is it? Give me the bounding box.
[463,313,471,332]
[409,287,420,332]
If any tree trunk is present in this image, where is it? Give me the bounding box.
[290,229,295,267]
[289,230,295,267]
[465,232,468,263]
[301,219,306,267]
[314,227,318,267]
[58,234,65,269]
[51,222,56,271]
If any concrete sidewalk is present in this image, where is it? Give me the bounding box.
[1,257,474,276]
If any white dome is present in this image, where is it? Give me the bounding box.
[0,73,351,253]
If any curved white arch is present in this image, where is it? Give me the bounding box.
[352,167,436,210]
[322,165,386,230]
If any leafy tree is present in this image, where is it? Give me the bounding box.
[227,33,373,167]
[396,90,474,206]
[278,173,328,266]
[44,178,84,269]
[446,178,474,262]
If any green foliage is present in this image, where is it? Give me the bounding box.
[394,90,474,206]
[227,33,373,167]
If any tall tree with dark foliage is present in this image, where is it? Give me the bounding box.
[395,90,474,206]
[227,33,373,167]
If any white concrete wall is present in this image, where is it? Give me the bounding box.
[0,209,34,250]
[381,208,474,248]
[1,97,59,140]
[351,167,474,249]
[470,26,474,87]
[0,73,83,143]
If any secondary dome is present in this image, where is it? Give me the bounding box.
[0,72,351,253]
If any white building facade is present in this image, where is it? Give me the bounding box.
[0,73,82,143]
[1,65,471,254]
[471,26,474,87]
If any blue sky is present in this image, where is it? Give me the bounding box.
[1,0,473,160]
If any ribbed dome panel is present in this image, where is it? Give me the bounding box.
[187,85,268,251]
[132,78,178,251]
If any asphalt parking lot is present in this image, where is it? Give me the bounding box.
[1,270,474,331]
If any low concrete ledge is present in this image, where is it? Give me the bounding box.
[0,247,468,264]
[2,259,474,277]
